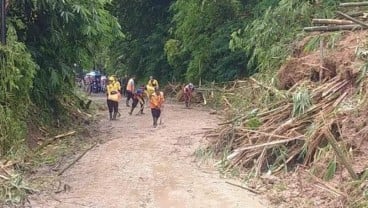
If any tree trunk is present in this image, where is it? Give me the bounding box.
[304,25,363,32]
[340,2,368,7]
[312,19,353,25]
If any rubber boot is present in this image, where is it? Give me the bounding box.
[109,112,113,120]
[153,117,158,128]
[113,112,117,120]
[126,99,130,107]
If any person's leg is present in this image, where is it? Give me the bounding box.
[184,93,189,107]
[130,98,138,115]
[107,100,113,120]
[188,92,192,108]
[126,91,132,107]
[138,97,144,114]
[152,109,160,127]
[113,101,119,120]
[151,108,155,126]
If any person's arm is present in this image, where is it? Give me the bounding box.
[106,85,110,97]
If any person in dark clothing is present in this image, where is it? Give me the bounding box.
[120,74,128,97]
[129,85,145,115]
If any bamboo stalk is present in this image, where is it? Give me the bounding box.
[336,11,368,28]
[312,19,354,25]
[304,25,363,32]
[230,136,304,154]
[324,129,358,180]
[340,2,368,7]
[242,128,298,139]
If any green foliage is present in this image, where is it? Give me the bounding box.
[246,117,262,130]
[170,0,253,82]
[304,32,343,53]
[324,156,337,181]
[0,25,37,156]
[0,173,33,205]
[231,0,340,72]
[108,0,171,83]
[292,87,312,117]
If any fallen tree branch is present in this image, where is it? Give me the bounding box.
[225,181,260,194]
[58,143,98,176]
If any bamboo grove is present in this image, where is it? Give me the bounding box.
[0,0,344,157]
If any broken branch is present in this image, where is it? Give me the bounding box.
[58,143,97,176]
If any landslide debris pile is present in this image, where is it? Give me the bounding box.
[206,30,368,206]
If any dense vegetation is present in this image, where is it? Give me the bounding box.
[3,0,357,205]
[1,0,344,156]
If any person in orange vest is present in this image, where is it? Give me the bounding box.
[106,76,121,120]
[125,75,135,107]
[149,87,165,128]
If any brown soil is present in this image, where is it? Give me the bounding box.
[277,31,366,90]
[29,96,268,208]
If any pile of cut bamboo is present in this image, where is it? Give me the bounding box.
[304,2,368,32]
[207,69,360,178]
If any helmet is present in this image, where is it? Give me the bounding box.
[189,83,194,88]
[108,76,115,81]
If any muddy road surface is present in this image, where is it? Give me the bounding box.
[30,96,268,208]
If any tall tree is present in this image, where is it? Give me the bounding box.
[108,0,172,83]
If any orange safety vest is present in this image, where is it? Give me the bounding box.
[149,92,164,109]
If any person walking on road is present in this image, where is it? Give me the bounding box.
[129,85,145,115]
[106,76,121,120]
[183,83,195,108]
[149,87,164,128]
[146,75,159,105]
[126,75,135,107]
[120,74,128,97]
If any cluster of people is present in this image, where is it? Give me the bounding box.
[105,75,166,128]
[104,74,196,128]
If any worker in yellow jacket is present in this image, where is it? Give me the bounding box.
[149,87,164,128]
[106,76,121,120]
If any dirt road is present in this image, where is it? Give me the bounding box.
[31,97,267,208]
